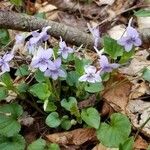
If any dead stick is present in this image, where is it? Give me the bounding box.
[0,10,95,49]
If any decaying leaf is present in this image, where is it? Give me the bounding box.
[126,99,150,137]
[108,24,125,40]
[134,136,149,150]
[46,128,97,146]
[119,50,150,76]
[102,74,132,113]
[129,80,150,100]
[92,143,118,150]
[94,0,115,6]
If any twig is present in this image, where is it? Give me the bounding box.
[0,10,95,49]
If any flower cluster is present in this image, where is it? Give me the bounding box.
[0,53,14,73]
[117,19,142,52]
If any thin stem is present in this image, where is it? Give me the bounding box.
[134,116,150,140]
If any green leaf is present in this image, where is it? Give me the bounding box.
[103,36,123,59]
[0,29,10,48]
[15,64,30,77]
[27,138,46,150]
[66,71,80,86]
[75,57,91,75]
[0,134,25,150]
[43,99,57,112]
[142,68,150,82]
[48,143,60,150]
[85,82,104,93]
[9,0,23,6]
[46,112,61,128]
[96,113,131,147]
[0,87,8,101]
[0,73,14,90]
[61,97,77,111]
[134,9,150,17]
[81,107,100,129]
[34,70,46,83]
[29,83,50,100]
[0,103,23,136]
[60,116,72,130]
[147,145,150,150]
[119,50,134,64]
[17,82,28,93]
[61,97,80,117]
[119,137,134,150]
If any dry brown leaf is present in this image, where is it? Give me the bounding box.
[46,128,97,146]
[134,136,148,150]
[102,74,132,113]
[119,50,150,76]
[129,80,150,100]
[108,25,125,40]
[126,99,150,137]
[92,143,118,150]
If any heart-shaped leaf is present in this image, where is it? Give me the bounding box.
[0,103,23,136]
[29,83,50,100]
[96,113,131,147]
[85,82,104,93]
[119,137,134,150]
[0,134,25,150]
[81,107,100,129]
[27,138,46,150]
[45,112,61,128]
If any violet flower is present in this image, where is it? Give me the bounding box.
[0,53,14,73]
[44,58,66,80]
[99,55,119,73]
[30,46,53,72]
[79,65,101,83]
[58,37,74,59]
[15,34,25,44]
[27,26,51,54]
[88,24,100,48]
[117,20,142,52]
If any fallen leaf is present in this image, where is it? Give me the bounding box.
[102,74,132,113]
[92,143,118,150]
[46,128,97,146]
[129,80,150,100]
[108,25,125,40]
[94,0,115,6]
[137,16,150,29]
[126,99,150,137]
[134,136,148,150]
[119,50,150,76]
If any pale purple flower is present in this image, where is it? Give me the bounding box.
[99,55,119,73]
[44,58,66,80]
[15,34,25,44]
[88,24,100,48]
[117,20,142,52]
[0,53,14,73]
[27,26,51,54]
[58,37,74,59]
[30,46,53,72]
[79,65,101,83]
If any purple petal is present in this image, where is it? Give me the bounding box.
[79,74,88,82]
[100,55,109,68]
[124,43,133,52]
[85,66,96,74]
[62,52,68,59]
[3,53,14,62]
[32,31,39,37]
[1,63,10,72]
[110,63,120,69]
[44,69,51,77]
[54,58,61,68]
[38,63,47,72]
[15,34,25,44]
[133,38,142,46]
[51,72,59,80]
[58,69,66,78]
[47,61,56,70]
[126,26,139,37]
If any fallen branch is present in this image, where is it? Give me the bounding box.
[0,10,149,49]
[0,10,95,49]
